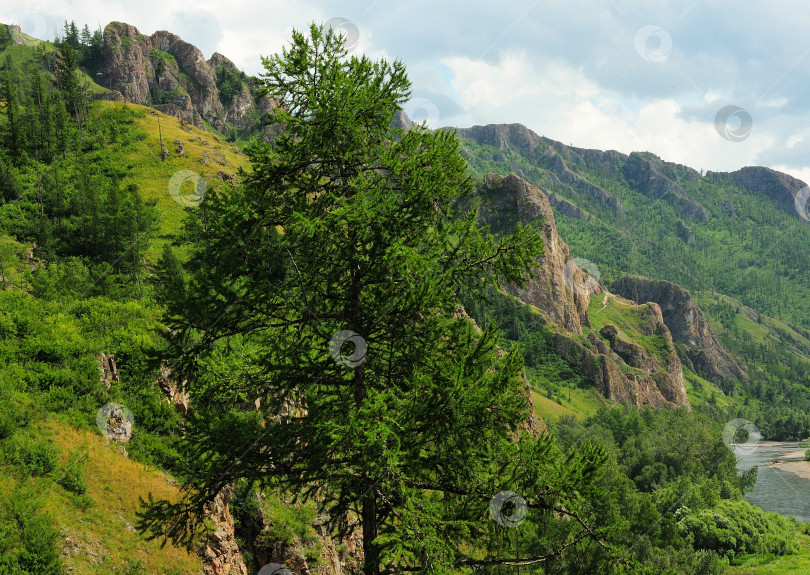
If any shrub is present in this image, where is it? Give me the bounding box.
[19,440,59,477]
[57,450,88,495]
[677,499,799,559]
[17,513,64,575]
[0,402,29,440]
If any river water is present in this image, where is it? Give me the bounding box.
[735,440,810,523]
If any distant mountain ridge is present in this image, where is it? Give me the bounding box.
[455,121,808,223]
[76,20,810,221]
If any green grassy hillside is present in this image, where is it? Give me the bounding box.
[0,416,203,574]
[92,101,248,260]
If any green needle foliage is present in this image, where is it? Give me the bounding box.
[140,23,618,574]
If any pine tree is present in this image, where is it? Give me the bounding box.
[138,23,614,574]
[0,57,21,161]
[54,43,88,134]
[80,24,91,46]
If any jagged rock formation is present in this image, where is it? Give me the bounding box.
[390,109,413,132]
[539,145,625,216]
[454,123,543,151]
[612,276,748,384]
[472,172,689,409]
[155,365,189,414]
[622,152,708,222]
[97,352,118,390]
[97,22,273,134]
[99,404,133,443]
[474,173,600,334]
[203,487,249,575]
[548,192,587,219]
[550,297,690,408]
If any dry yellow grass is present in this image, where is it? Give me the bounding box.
[42,419,203,575]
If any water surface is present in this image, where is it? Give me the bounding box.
[736,441,810,523]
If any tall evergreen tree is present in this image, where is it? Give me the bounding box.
[139,23,614,574]
[1,57,21,160]
[54,42,88,132]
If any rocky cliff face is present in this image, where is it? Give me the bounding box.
[474,173,599,333]
[622,152,708,222]
[720,166,809,219]
[97,22,272,134]
[612,276,748,384]
[203,487,249,575]
[473,173,690,409]
[553,301,690,408]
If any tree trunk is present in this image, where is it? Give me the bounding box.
[361,489,380,575]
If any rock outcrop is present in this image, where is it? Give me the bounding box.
[474,173,600,333]
[454,123,543,152]
[203,486,249,575]
[622,153,708,222]
[155,364,190,414]
[98,352,119,390]
[97,22,273,134]
[99,404,133,443]
[726,166,809,219]
[541,146,626,216]
[552,299,690,408]
[472,173,690,410]
[548,191,587,219]
[612,275,748,384]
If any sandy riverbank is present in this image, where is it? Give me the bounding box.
[767,449,810,480]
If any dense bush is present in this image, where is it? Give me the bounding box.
[676,499,800,559]
[0,489,64,575]
[19,439,59,477]
[0,401,29,440]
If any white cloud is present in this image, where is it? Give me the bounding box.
[440,51,779,173]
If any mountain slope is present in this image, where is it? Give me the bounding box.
[465,173,690,410]
[456,123,810,330]
[457,122,810,435]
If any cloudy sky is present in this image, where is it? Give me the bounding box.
[5,1,810,182]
